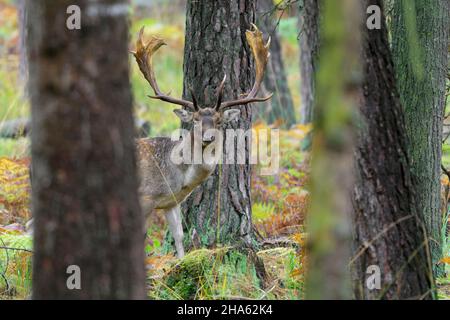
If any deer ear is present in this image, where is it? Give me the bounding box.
[173,109,194,123]
[222,109,241,123]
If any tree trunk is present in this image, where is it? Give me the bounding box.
[181,0,256,249]
[256,0,296,127]
[28,0,145,299]
[299,0,319,125]
[17,0,28,93]
[391,0,450,278]
[352,0,433,300]
[305,0,361,300]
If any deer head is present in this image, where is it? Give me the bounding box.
[132,24,272,147]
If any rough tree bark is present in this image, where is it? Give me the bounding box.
[256,0,296,127]
[181,0,256,249]
[28,0,145,299]
[352,0,433,300]
[305,0,361,300]
[299,0,319,125]
[391,0,450,278]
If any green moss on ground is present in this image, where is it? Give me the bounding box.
[148,246,303,300]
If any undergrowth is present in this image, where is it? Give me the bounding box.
[147,246,303,300]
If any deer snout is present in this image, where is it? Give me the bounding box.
[202,132,216,146]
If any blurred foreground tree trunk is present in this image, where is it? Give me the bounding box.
[391,0,450,278]
[28,0,145,299]
[299,0,319,125]
[181,0,256,249]
[305,0,361,300]
[352,0,433,299]
[256,0,296,127]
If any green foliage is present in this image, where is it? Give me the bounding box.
[443,80,450,166]
[439,205,450,274]
[0,232,32,299]
[145,238,161,255]
[0,2,30,157]
[278,17,298,46]
[0,157,30,225]
[443,144,450,167]
[0,138,28,159]
[259,247,303,299]
[252,203,275,222]
[0,60,28,122]
[437,277,450,300]
[148,247,303,300]
[0,156,32,299]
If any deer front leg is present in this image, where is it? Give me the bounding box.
[141,198,156,236]
[165,206,185,258]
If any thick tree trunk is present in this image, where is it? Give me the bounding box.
[181,0,256,248]
[299,0,319,125]
[256,0,296,127]
[28,0,145,299]
[352,0,433,300]
[305,0,361,300]
[391,0,450,278]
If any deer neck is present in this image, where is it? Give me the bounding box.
[177,129,218,187]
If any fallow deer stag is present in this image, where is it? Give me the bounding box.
[133,24,272,258]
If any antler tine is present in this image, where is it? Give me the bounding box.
[215,75,227,110]
[133,27,195,111]
[188,87,199,111]
[219,24,273,110]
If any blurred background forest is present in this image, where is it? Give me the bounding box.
[0,0,448,300]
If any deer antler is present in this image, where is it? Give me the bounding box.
[132,27,197,111]
[218,24,273,110]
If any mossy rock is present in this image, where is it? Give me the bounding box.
[150,247,264,300]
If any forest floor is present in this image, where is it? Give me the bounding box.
[0,0,449,300]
